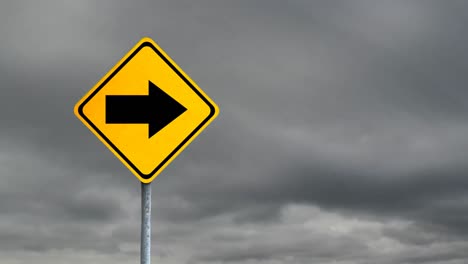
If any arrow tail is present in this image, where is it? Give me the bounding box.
[106,95,151,124]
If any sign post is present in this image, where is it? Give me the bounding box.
[74,37,219,261]
[141,183,151,264]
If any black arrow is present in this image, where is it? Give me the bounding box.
[106,81,187,138]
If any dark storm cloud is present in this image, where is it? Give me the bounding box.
[152,0,468,225]
[2,1,468,264]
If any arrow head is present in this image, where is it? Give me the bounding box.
[147,81,187,138]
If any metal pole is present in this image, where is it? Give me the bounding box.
[141,182,151,264]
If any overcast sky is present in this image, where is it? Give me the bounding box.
[1,1,468,264]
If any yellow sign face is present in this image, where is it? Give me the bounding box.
[74,37,219,183]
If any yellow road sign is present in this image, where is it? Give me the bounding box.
[74,37,219,183]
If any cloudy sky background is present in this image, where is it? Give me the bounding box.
[1,1,468,263]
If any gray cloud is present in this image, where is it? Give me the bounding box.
[1,1,468,264]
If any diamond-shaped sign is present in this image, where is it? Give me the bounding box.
[74,37,219,183]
